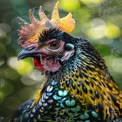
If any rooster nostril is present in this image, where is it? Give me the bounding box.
[27,46,35,51]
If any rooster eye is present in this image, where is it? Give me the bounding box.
[48,41,60,49]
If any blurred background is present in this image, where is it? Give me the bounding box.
[0,0,122,121]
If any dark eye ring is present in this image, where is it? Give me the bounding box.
[48,41,60,49]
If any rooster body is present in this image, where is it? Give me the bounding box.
[10,2,122,122]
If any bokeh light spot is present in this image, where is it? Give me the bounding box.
[60,0,80,11]
[8,57,33,75]
[81,0,104,5]
[105,24,120,39]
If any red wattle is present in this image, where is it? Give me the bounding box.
[33,58,44,71]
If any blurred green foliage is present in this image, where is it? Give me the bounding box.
[0,0,122,121]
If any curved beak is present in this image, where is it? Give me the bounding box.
[18,49,39,60]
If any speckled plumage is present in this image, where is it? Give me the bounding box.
[10,29,122,122]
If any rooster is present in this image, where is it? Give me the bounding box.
[10,2,122,122]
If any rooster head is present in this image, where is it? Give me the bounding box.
[18,2,75,72]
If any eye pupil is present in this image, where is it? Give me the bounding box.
[52,42,57,47]
[49,41,60,49]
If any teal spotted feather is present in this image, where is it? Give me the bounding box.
[11,80,101,122]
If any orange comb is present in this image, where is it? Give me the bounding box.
[18,1,75,48]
